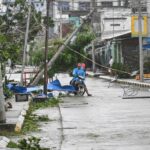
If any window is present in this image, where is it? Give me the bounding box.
[132,7,147,13]
[58,1,69,11]
[104,18,127,20]
[78,2,90,11]
[110,24,120,26]
[101,1,113,7]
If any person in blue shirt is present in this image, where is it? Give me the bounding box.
[70,63,92,96]
[70,63,82,85]
[80,63,92,96]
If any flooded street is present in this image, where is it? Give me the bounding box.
[11,74,150,150]
[58,75,150,150]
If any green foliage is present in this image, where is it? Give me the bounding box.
[22,113,39,133]
[112,62,130,78]
[0,0,51,63]
[144,61,150,73]
[3,86,13,99]
[0,131,21,136]
[22,98,59,133]
[8,136,50,150]
[17,136,48,150]
[38,115,49,122]
[43,16,54,27]
[7,141,18,148]
[32,25,95,77]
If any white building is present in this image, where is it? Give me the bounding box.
[95,0,131,40]
[52,0,91,36]
[50,0,132,38]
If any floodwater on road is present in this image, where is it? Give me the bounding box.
[10,74,150,150]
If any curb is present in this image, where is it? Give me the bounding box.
[0,136,10,148]
[15,99,31,133]
[88,72,150,88]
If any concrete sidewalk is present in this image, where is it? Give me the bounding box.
[0,97,30,149]
[6,97,30,132]
[87,71,150,88]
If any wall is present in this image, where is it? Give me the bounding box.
[100,8,131,40]
[121,35,139,71]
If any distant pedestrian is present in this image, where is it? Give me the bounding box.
[109,56,114,67]
[108,56,114,75]
[11,61,16,70]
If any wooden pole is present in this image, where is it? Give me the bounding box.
[0,64,6,123]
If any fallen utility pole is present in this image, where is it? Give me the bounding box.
[0,64,6,123]
[30,10,94,86]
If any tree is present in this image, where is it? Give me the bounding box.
[31,24,95,79]
[0,64,6,123]
[0,0,43,63]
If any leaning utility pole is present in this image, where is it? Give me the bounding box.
[44,0,50,95]
[0,64,6,123]
[30,10,94,86]
[21,0,31,85]
[138,0,144,82]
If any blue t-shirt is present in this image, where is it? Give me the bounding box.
[72,67,86,81]
[77,68,86,79]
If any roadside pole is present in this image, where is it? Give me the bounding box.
[21,0,31,85]
[91,0,96,72]
[138,0,144,82]
[44,0,50,95]
[60,6,63,39]
[92,40,96,72]
[0,64,6,123]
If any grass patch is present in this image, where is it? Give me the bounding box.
[7,141,18,148]
[31,98,59,111]
[7,136,50,150]
[38,115,49,122]
[0,131,21,137]
[0,98,60,136]
[21,98,59,133]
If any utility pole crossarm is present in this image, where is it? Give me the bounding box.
[30,9,94,86]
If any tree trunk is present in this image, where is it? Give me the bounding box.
[0,64,6,123]
[30,10,94,86]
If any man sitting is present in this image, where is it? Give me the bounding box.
[70,63,92,96]
[80,63,92,96]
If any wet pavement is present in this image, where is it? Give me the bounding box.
[56,75,150,150]
[9,74,150,150]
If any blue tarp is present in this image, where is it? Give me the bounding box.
[143,44,150,49]
[26,86,43,93]
[7,79,76,94]
[6,83,43,94]
[47,79,76,92]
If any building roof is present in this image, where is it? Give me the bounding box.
[101,30,131,41]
